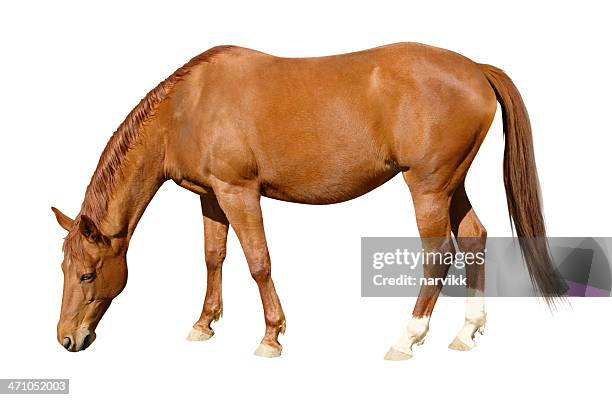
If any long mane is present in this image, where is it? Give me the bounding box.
[81,45,233,224]
[63,45,234,254]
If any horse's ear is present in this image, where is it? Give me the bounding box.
[51,207,74,231]
[79,215,109,246]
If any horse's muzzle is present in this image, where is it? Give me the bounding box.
[59,330,96,352]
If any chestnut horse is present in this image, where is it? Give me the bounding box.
[52,43,564,358]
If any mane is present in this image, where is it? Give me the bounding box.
[64,45,234,255]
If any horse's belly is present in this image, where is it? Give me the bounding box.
[258,158,400,205]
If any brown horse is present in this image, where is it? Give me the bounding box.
[52,43,564,358]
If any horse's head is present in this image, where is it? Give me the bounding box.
[52,207,127,352]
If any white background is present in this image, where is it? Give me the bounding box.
[1,1,611,398]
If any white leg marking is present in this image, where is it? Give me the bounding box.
[186,327,214,341]
[254,343,282,358]
[391,316,430,355]
[450,289,486,351]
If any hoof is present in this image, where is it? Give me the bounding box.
[254,343,282,358]
[448,337,474,351]
[384,347,413,361]
[186,327,214,341]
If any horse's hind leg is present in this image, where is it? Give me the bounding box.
[187,193,229,341]
[448,184,487,351]
[385,183,455,360]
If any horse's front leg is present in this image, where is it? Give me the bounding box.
[187,193,229,341]
[213,182,286,357]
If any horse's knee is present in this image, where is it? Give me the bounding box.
[205,247,226,269]
[248,257,271,282]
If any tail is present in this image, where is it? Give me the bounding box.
[479,64,567,303]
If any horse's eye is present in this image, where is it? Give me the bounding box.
[80,272,96,282]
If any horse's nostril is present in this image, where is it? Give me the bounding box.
[81,334,92,350]
[62,337,72,349]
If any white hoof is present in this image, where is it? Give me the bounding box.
[384,347,413,361]
[448,337,475,351]
[186,327,213,341]
[254,343,282,358]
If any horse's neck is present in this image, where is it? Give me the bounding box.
[105,145,165,239]
[82,119,168,240]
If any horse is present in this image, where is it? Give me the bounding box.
[52,42,565,358]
